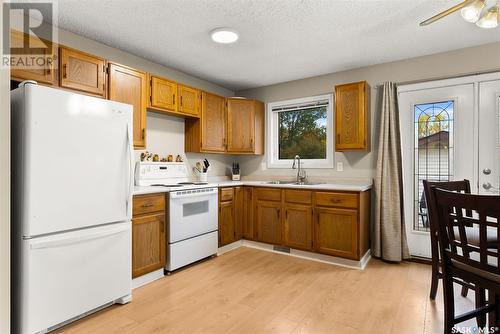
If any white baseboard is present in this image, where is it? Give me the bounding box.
[219,239,371,270]
[132,268,164,289]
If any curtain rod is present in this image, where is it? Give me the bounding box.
[375,69,500,88]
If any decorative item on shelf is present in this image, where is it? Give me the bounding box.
[167,154,174,162]
[232,162,240,181]
[160,157,167,162]
[153,154,160,162]
[175,154,183,162]
[140,151,153,162]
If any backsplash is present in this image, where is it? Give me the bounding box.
[133,112,235,178]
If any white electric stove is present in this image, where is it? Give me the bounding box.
[135,162,218,272]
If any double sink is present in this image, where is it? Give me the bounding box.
[264,180,324,186]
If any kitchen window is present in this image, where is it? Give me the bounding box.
[267,94,334,168]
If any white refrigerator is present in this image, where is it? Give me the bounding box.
[11,82,134,334]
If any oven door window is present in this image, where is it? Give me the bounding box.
[183,200,209,217]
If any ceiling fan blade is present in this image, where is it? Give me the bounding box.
[420,0,476,26]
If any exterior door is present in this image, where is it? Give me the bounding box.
[398,73,500,258]
[478,80,500,195]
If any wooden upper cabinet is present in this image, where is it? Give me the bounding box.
[335,81,370,151]
[185,91,226,153]
[226,98,264,154]
[256,200,282,245]
[59,47,106,97]
[284,204,313,251]
[108,63,148,149]
[149,75,177,113]
[314,207,358,260]
[178,84,200,117]
[10,30,58,86]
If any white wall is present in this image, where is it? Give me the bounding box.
[0,3,11,333]
[236,42,500,181]
[57,26,237,178]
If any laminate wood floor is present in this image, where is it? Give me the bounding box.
[55,247,479,334]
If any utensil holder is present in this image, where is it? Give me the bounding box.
[198,172,208,183]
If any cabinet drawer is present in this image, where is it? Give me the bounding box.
[220,188,234,202]
[285,190,312,205]
[315,192,358,209]
[256,188,282,202]
[133,194,165,216]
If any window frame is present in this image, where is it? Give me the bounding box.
[267,94,334,169]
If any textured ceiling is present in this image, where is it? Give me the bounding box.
[56,0,500,90]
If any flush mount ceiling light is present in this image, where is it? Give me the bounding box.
[420,0,499,29]
[476,5,499,28]
[210,28,239,44]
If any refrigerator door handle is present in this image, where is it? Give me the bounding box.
[29,224,130,250]
[126,123,133,218]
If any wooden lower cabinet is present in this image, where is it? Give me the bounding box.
[132,213,165,278]
[219,200,235,246]
[314,207,358,259]
[242,187,254,240]
[256,200,282,245]
[283,204,313,251]
[132,194,166,278]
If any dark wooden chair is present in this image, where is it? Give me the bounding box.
[423,179,474,299]
[431,188,500,333]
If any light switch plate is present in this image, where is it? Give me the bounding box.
[336,162,344,172]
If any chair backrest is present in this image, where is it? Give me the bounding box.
[432,188,500,275]
[423,180,471,241]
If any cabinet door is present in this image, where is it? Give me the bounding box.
[219,200,235,247]
[132,213,165,278]
[108,63,148,149]
[150,76,177,112]
[201,92,226,152]
[243,187,254,240]
[59,47,106,97]
[178,84,200,117]
[10,30,57,85]
[284,204,312,251]
[234,187,244,240]
[335,81,369,151]
[314,207,358,259]
[227,98,255,153]
[256,201,282,245]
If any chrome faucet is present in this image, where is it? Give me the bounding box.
[292,155,307,183]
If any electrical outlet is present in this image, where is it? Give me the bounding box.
[336,162,344,172]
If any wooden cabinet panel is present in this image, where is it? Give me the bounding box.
[108,63,148,149]
[178,84,200,117]
[285,190,312,205]
[220,187,234,202]
[314,192,358,209]
[150,75,177,112]
[335,81,370,151]
[219,200,235,247]
[234,187,244,240]
[133,194,165,216]
[243,187,254,240]
[201,92,226,152]
[314,207,358,259]
[59,47,106,96]
[255,188,282,202]
[10,30,57,85]
[284,204,312,251]
[227,98,255,153]
[256,201,282,245]
[132,213,165,278]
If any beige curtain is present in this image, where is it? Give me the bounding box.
[372,82,410,262]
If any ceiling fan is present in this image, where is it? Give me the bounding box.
[420,0,499,28]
